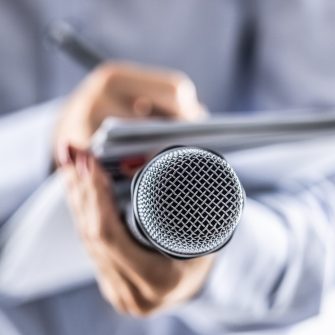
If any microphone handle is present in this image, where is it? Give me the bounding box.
[125,202,152,248]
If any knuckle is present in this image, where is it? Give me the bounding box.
[142,264,182,301]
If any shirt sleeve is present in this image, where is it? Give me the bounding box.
[176,140,335,332]
[0,100,61,224]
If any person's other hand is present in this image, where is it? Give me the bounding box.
[60,146,215,317]
[54,62,207,159]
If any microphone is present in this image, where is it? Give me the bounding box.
[126,146,245,259]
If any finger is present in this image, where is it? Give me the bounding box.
[71,154,173,289]
[94,254,164,316]
[92,244,158,316]
[57,147,129,315]
[68,150,182,302]
[57,146,170,309]
[90,63,205,121]
[58,145,93,229]
[93,257,129,314]
[132,96,153,117]
[113,266,165,316]
[112,64,199,120]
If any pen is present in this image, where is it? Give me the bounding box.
[47,21,105,69]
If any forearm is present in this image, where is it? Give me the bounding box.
[178,163,335,331]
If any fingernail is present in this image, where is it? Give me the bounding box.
[76,151,91,177]
[57,143,72,166]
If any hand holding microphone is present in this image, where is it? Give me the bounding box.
[59,144,244,316]
[56,63,243,315]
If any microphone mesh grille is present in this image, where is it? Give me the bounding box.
[135,148,244,257]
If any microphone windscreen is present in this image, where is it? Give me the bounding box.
[131,147,244,258]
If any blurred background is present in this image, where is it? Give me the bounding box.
[2,0,335,115]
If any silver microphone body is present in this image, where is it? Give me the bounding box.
[127,146,245,259]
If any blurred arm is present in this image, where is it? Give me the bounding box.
[179,144,335,331]
[0,101,60,224]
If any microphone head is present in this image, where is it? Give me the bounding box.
[132,147,245,258]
